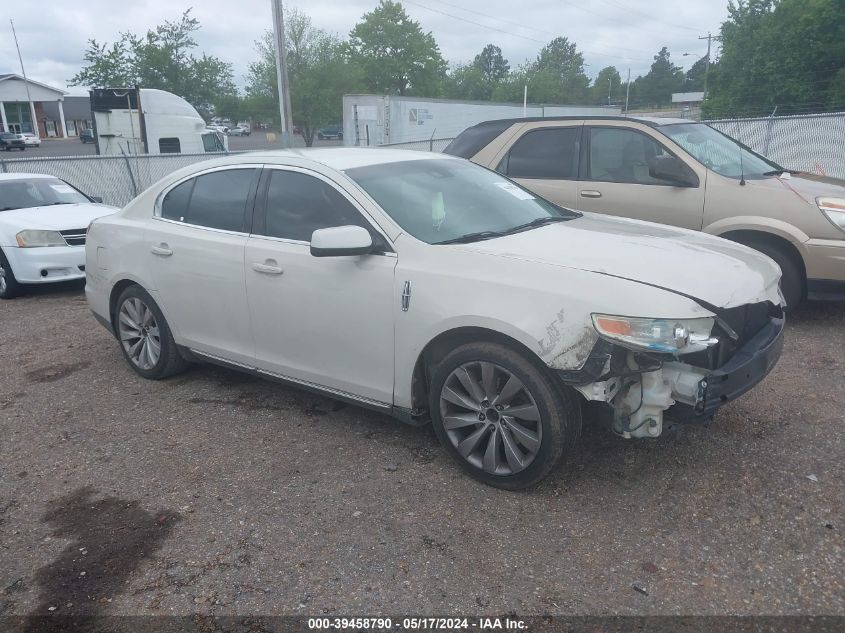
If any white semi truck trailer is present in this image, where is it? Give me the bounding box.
[90,88,227,156]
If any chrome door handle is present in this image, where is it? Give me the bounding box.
[151,244,173,256]
[252,261,284,275]
[580,190,602,198]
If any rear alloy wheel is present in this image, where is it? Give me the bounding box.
[115,286,188,379]
[0,250,22,299]
[430,342,580,489]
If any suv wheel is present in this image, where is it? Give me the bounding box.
[0,250,22,299]
[743,239,803,308]
[115,285,189,379]
[429,342,581,490]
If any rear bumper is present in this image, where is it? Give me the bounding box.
[667,316,785,421]
[3,245,86,284]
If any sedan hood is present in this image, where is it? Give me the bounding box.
[462,213,782,309]
[0,203,118,233]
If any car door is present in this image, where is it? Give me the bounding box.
[146,165,260,366]
[576,124,706,230]
[492,122,583,209]
[244,166,397,406]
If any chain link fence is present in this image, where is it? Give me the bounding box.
[706,112,845,180]
[0,152,243,207]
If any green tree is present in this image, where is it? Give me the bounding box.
[474,44,510,85]
[349,0,446,95]
[70,10,237,114]
[684,56,708,92]
[533,37,590,103]
[704,0,845,117]
[245,10,365,146]
[635,47,685,107]
[591,66,622,105]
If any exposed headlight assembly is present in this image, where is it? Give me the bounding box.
[592,314,717,354]
[15,230,67,248]
[817,197,845,233]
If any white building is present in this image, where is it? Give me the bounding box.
[0,73,68,138]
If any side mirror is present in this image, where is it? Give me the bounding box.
[310,225,373,257]
[649,155,698,187]
[89,196,104,204]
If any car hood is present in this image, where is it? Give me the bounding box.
[775,172,845,203]
[0,203,118,233]
[461,212,782,309]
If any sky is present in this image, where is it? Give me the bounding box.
[1,0,728,96]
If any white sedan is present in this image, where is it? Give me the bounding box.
[22,133,41,147]
[0,174,117,298]
[85,149,785,489]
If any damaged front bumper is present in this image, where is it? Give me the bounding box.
[560,314,785,438]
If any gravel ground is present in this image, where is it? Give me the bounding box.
[1,284,843,620]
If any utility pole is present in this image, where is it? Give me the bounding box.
[10,19,38,139]
[698,32,713,97]
[607,78,612,105]
[624,68,631,113]
[271,0,293,148]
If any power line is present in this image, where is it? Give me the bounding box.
[403,0,653,64]
[594,0,700,32]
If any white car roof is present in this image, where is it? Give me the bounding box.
[245,147,458,171]
[0,173,58,181]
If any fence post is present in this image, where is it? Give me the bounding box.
[0,158,6,173]
[429,128,436,152]
[120,150,138,197]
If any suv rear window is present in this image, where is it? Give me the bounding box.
[443,120,516,159]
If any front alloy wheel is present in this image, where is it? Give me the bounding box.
[440,361,542,475]
[430,342,580,489]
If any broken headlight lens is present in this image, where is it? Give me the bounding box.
[817,197,845,234]
[591,314,717,354]
[15,229,66,248]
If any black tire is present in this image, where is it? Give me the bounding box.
[429,341,581,490]
[0,249,22,299]
[743,239,803,308]
[114,285,189,380]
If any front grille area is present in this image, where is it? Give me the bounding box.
[60,229,86,247]
[686,301,782,370]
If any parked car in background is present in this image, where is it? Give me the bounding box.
[228,126,250,136]
[0,132,26,151]
[85,149,784,489]
[80,129,95,143]
[445,116,845,306]
[317,124,343,141]
[22,133,41,147]
[0,174,117,299]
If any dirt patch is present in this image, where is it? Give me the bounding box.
[23,487,179,632]
[25,362,90,385]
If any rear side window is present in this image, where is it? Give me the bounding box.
[161,179,193,221]
[160,169,256,231]
[259,170,369,242]
[158,137,181,153]
[502,127,580,179]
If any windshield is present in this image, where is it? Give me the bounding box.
[346,159,578,244]
[660,123,784,179]
[0,177,90,211]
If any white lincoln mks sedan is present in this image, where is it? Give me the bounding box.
[85,149,785,489]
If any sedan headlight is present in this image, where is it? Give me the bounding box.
[15,230,67,248]
[592,314,717,354]
[817,197,845,233]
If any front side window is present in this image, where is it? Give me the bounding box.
[259,170,370,242]
[159,169,256,231]
[346,159,578,245]
[660,122,783,179]
[202,132,224,152]
[501,127,580,179]
[587,127,676,185]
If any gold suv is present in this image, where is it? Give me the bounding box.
[445,116,845,306]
